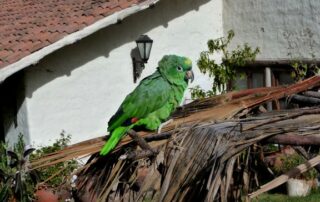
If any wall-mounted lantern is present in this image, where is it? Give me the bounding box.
[132,35,153,83]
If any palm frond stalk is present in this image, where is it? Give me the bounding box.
[30,76,320,201]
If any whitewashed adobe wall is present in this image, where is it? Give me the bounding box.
[224,0,320,60]
[18,0,223,146]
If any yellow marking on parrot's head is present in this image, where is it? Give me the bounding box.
[184,59,192,66]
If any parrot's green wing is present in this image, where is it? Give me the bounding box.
[108,71,171,132]
[100,71,171,155]
[101,55,193,156]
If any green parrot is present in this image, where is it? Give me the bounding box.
[100,55,194,156]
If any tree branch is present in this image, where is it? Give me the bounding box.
[127,130,158,154]
[120,149,158,160]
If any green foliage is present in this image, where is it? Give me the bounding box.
[189,86,208,99]
[264,144,279,153]
[0,135,37,202]
[30,133,78,188]
[0,142,11,201]
[274,153,318,180]
[0,133,79,201]
[290,61,320,81]
[254,189,320,202]
[191,30,260,99]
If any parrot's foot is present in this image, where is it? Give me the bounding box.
[158,119,173,134]
[126,129,158,158]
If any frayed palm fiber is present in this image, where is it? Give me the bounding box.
[76,108,320,201]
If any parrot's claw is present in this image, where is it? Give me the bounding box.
[158,119,173,134]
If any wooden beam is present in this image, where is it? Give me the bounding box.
[265,134,320,146]
[290,94,320,105]
[246,59,320,69]
[249,155,320,199]
[293,146,320,174]
[303,91,320,99]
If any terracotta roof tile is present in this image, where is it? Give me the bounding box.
[0,0,145,69]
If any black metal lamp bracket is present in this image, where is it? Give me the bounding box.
[132,57,146,83]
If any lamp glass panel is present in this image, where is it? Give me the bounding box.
[144,42,153,61]
[137,42,145,60]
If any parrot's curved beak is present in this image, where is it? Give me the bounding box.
[185,70,194,83]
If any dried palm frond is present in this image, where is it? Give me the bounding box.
[75,108,320,201]
[31,76,320,170]
[29,76,320,201]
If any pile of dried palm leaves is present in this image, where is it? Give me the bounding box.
[31,76,320,201]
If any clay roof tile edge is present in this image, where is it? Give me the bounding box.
[0,0,159,83]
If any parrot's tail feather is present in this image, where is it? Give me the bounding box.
[100,127,128,156]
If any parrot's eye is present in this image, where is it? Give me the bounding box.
[177,66,183,71]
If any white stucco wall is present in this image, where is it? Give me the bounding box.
[224,0,320,60]
[21,0,223,146]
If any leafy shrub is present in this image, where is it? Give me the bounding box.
[191,30,260,98]
[290,61,320,81]
[30,133,79,188]
[0,135,37,202]
[0,133,79,201]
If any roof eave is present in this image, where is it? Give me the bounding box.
[0,0,159,83]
